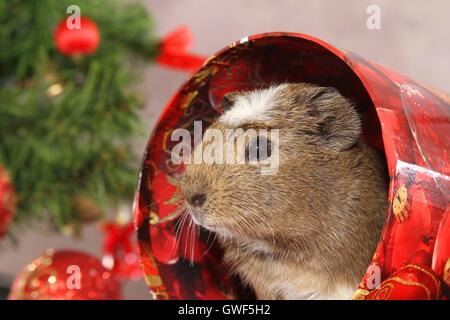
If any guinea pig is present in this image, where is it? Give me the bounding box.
[179,82,388,300]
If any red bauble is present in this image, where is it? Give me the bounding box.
[54,17,100,56]
[0,165,16,239]
[8,249,121,300]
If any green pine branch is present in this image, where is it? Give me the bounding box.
[0,0,159,230]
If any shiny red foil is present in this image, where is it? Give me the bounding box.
[134,33,449,300]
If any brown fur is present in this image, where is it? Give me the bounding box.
[179,83,388,299]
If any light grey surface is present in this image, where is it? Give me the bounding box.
[0,0,448,299]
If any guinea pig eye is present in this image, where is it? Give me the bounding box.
[245,136,271,163]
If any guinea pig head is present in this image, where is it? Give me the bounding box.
[179,83,367,250]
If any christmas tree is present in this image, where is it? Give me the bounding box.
[0,0,158,233]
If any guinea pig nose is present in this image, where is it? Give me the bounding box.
[190,193,206,207]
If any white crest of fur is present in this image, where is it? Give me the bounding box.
[219,84,286,126]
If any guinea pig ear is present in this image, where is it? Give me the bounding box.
[307,87,361,151]
[221,92,240,112]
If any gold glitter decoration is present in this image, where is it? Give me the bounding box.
[146,274,163,287]
[179,90,198,110]
[443,258,450,286]
[393,186,408,222]
[149,211,159,225]
[351,288,370,300]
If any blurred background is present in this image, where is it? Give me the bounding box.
[0,0,448,299]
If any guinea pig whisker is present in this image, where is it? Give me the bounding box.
[167,209,189,260]
[161,210,187,257]
[204,227,213,244]
[173,213,186,246]
[142,185,184,210]
[190,222,199,265]
[187,218,200,266]
[142,194,182,210]
[181,212,190,233]
[142,185,173,209]
[189,220,194,265]
[201,232,218,258]
[161,221,180,254]
[161,210,186,253]
[185,218,194,265]
[173,208,188,235]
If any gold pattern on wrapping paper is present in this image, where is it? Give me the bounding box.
[191,65,218,86]
[228,41,238,49]
[152,174,185,225]
[443,258,450,286]
[388,276,432,299]
[351,288,370,300]
[152,291,169,300]
[404,264,441,297]
[201,54,230,68]
[353,263,441,300]
[149,211,159,225]
[179,91,198,110]
[164,192,183,207]
[141,244,168,298]
[146,275,163,287]
[163,175,184,206]
[372,283,394,300]
[393,186,408,222]
[201,55,215,68]
[157,207,184,225]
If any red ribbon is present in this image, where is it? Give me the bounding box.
[102,222,134,256]
[101,221,140,280]
[156,26,207,72]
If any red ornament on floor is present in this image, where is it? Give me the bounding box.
[0,165,16,239]
[54,17,100,56]
[8,249,121,300]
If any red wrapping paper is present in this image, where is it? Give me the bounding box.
[134,33,450,300]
